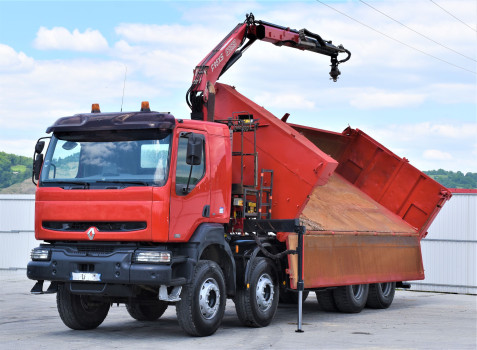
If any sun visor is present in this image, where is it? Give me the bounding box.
[46,112,176,133]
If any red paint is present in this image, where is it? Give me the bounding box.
[35,186,156,241]
[450,188,477,193]
[290,124,452,240]
[168,120,232,242]
[214,83,337,224]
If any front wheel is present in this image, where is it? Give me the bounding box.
[234,257,279,327]
[333,284,369,313]
[56,284,110,330]
[126,298,168,321]
[176,260,226,337]
[366,282,396,309]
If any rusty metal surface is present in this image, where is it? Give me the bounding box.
[287,234,424,289]
[300,173,416,234]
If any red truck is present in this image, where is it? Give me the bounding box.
[28,14,451,336]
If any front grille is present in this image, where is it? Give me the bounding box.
[42,221,147,232]
[76,246,115,254]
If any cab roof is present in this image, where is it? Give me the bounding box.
[46,111,176,133]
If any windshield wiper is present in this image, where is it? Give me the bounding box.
[42,180,90,189]
[94,180,149,186]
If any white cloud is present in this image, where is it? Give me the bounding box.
[34,27,108,52]
[0,1,475,173]
[253,92,315,110]
[0,44,34,72]
[350,90,426,109]
[407,122,477,139]
[0,58,162,131]
[0,139,36,158]
[423,149,452,160]
[426,83,476,104]
[115,23,218,47]
[364,121,477,172]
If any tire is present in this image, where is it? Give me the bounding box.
[176,260,226,337]
[333,284,369,313]
[234,257,279,327]
[279,288,309,304]
[126,299,168,321]
[366,282,396,309]
[316,289,338,312]
[56,284,110,330]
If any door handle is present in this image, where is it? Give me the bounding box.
[202,205,210,218]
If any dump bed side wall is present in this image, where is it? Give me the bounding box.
[287,234,424,289]
[291,124,451,239]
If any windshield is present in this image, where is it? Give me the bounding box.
[40,130,172,188]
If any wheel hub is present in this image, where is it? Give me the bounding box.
[199,277,220,320]
[351,284,365,300]
[255,273,274,311]
[379,282,392,297]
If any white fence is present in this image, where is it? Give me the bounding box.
[410,192,477,294]
[1,192,475,294]
[0,195,37,269]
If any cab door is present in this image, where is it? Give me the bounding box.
[169,129,210,242]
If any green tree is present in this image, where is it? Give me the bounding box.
[424,169,477,189]
[0,152,33,189]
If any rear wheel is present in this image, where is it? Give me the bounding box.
[279,288,309,304]
[316,289,338,312]
[126,299,168,321]
[56,284,110,330]
[176,260,226,337]
[366,282,396,309]
[333,284,369,313]
[235,257,279,327]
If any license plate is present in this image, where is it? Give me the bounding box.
[71,272,101,282]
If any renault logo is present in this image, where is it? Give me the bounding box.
[86,227,97,240]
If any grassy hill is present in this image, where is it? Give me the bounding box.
[0,151,33,192]
[0,178,36,194]
[424,170,477,189]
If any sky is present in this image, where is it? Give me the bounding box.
[0,0,476,172]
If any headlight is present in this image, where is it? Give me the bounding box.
[31,248,51,261]
[133,251,171,263]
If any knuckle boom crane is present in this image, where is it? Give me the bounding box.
[187,13,351,122]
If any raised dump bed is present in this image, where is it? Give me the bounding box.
[214,82,451,289]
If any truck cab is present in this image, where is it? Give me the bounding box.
[28,104,238,335]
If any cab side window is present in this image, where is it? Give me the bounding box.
[175,133,205,195]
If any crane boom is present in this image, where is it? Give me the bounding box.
[187,13,351,121]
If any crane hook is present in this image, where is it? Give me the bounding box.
[329,56,341,82]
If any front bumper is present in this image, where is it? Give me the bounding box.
[27,243,192,294]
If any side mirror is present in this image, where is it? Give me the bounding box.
[32,138,48,185]
[33,154,44,181]
[35,140,45,154]
[186,134,202,166]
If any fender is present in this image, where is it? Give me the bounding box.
[188,223,236,295]
[234,240,280,289]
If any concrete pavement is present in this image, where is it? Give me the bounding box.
[1,269,475,349]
